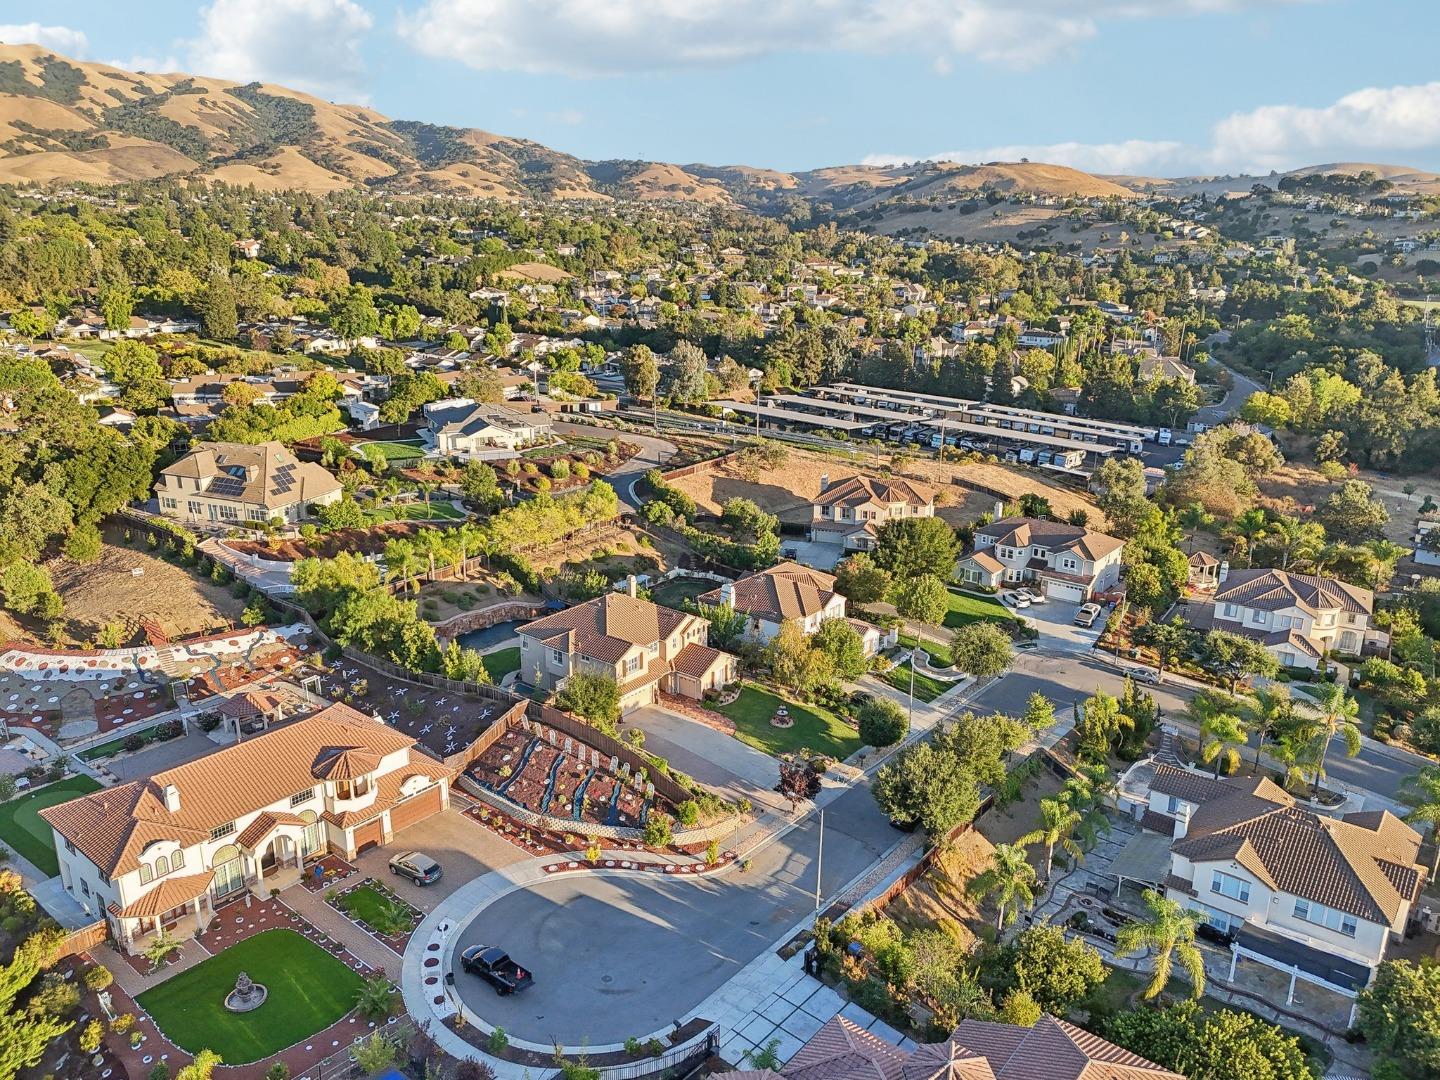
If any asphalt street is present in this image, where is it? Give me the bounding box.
[448,777,900,1046]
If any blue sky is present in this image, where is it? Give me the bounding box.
[7,1,1440,176]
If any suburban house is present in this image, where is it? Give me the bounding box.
[1138,355,1197,384]
[517,583,735,713]
[695,563,894,655]
[715,1014,1182,1080]
[809,475,935,551]
[155,441,342,527]
[38,704,450,955]
[420,397,552,456]
[1145,762,1424,1016]
[957,517,1124,602]
[1208,568,1374,670]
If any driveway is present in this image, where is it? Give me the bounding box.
[1010,597,1106,653]
[627,706,786,811]
[550,421,676,511]
[448,777,901,1046]
[354,804,530,913]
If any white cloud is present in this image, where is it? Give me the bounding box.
[106,55,183,74]
[397,0,1289,76]
[1211,83,1440,174]
[187,0,373,102]
[0,22,90,56]
[867,79,1440,178]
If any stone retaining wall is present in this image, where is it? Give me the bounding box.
[432,600,545,644]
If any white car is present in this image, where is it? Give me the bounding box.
[1001,590,1031,609]
[1014,588,1046,604]
[1074,603,1102,628]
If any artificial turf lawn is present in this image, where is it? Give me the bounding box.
[712,683,862,760]
[483,646,522,681]
[136,928,366,1064]
[941,588,1014,631]
[0,775,101,876]
[339,884,411,934]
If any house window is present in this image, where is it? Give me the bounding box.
[1210,870,1250,903]
[172,849,184,869]
[1222,604,1239,618]
[550,648,564,665]
[212,857,244,897]
[80,879,90,897]
[139,864,153,885]
[64,839,77,856]
[1189,901,1234,931]
[290,787,315,807]
[336,776,371,800]
[1166,795,1179,814]
[302,822,323,856]
[187,501,201,517]
[210,821,236,841]
[625,655,641,676]
[218,505,239,520]
[161,497,178,510]
[1294,898,1357,937]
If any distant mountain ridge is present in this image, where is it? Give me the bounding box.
[0,43,1435,211]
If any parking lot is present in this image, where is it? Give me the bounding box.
[354,804,530,913]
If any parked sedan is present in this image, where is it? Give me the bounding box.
[388,851,442,886]
[1000,590,1031,609]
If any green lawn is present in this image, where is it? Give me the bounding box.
[941,588,1013,632]
[338,884,414,936]
[367,501,465,523]
[881,660,950,703]
[898,632,953,668]
[358,440,426,462]
[711,683,862,759]
[0,776,101,876]
[650,576,714,611]
[137,929,366,1064]
[484,646,522,681]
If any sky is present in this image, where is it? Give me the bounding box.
[6,1,1440,177]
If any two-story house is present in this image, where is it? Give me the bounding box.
[38,704,449,955]
[957,517,1124,602]
[695,563,893,655]
[155,441,343,527]
[421,398,552,456]
[517,584,735,713]
[809,475,935,552]
[1208,568,1373,670]
[1145,763,1423,1016]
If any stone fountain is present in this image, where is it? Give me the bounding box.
[223,971,268,1013]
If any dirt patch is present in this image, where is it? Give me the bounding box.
[883,829,996,950]
[975,769,1068,860]
[530,526,690,579]
[667,448,1098,526]
[228,521,429,562]
[44,537,246,644]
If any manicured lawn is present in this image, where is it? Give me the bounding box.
[338,884,414,935]
[137,928,366,1064]
[650,576,714,611]
[898,632,953,669]
[0,776,101,876]
[484,646,522,681]
[941,588,1013,631]
[711,683,862,760]
[358,440,426,462]
[881,660,950,704]
[367,501,465,523]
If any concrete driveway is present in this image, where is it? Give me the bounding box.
[1011,597,1107,653]
[448,777,901,1046]
[550,421,676,512]
[354,804,530,913]
[627,706,786,811]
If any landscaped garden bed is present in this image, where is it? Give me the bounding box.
[501,440,641,496]
[880,659,951,703]
[135,927,367,1064]
[327,879,422,953]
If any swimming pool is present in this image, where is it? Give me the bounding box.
[455,619,526,651]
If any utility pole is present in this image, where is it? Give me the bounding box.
[908,647,917,735]
[814,807,825,912]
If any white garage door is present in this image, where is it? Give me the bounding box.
[1045,580,1088,603]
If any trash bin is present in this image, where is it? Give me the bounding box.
[803,946,819,977]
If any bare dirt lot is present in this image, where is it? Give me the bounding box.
[884,828,996,950]
[43,538,247,644]
[667,448,1099,527]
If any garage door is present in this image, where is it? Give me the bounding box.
[1045,580,1088,603]
[387,783,443,834]
[352,817,384,854]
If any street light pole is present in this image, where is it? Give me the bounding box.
[907,649,917,735]
[814,807,825,912]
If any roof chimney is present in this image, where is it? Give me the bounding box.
[1218,561,1229,584]
[720,581,735,606]
[163,784,181,813]
[626,574,638,598]
[819,474,829,490]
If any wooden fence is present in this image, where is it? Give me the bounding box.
[659,449,746,483]
[55,920,108,960]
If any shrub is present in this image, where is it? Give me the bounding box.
[676,800,700,827]
[79,1018,105,1053]
[641,813,674,848]
[858,697,907,748]
[82,964,113,991]
[487,1026,509,1053]
[123,734,146,753]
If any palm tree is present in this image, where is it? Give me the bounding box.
[1399,766,1440,877]
[383,539,425,594]
[1115,889,1206,1000]
[1060,763,1115,852]
[1227,509,1268,568]
[1243,684,1295,775]
[354,974,398,1018]
[1260,516,1324,572]
[966,843,1037,930]
[1304,683,1363,797]
[1019,797,1083,881]
[1199,710,1248,778]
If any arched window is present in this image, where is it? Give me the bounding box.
[154,854,169,876]
[139,864,153,885]
[172,849,184,870]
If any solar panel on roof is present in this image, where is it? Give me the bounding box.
[208,477,245,496]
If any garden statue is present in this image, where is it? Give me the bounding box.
[224,970,268,1012]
